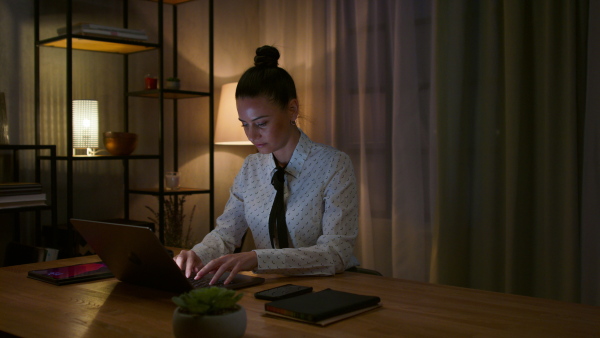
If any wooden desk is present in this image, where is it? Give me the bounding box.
[1,256,599,337]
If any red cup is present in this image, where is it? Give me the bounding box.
[145,77,157,90]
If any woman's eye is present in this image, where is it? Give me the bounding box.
[257,122,267,128]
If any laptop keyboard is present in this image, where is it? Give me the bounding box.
[187,275,226,288]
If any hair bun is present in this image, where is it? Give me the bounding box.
[254,45,280,68]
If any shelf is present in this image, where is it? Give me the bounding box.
[129,187,211,196]
[0,145,56,151]
[40,155,161,161]
[39,35,157,54]
[129,89,210,99]
[146,0,196,4]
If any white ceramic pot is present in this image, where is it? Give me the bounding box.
[172,306,246,338]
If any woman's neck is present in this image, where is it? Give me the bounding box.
[273,128,301,167]
[274,157,288,168]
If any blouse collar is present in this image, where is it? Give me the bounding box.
[265,129,311,181]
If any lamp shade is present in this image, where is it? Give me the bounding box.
[72,100,99,154]
[215,82,253,145]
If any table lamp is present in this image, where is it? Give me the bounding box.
[72,100,99,156]
[215,82,253,145]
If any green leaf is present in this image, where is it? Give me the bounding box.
[172,287,243,315]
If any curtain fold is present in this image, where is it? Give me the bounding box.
[390,0,432,282]
[431,0,587,302]
[581,0,600,306]
[258,0,432,279]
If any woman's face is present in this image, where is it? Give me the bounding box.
[237,96,299,160]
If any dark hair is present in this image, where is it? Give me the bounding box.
[235,46,297,109]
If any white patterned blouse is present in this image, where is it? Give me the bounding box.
[191,130,360,276]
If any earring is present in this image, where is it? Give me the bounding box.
[290,120,296,126]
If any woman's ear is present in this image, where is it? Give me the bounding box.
[287,99,299,121]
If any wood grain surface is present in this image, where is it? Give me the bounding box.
[1,254,599,337]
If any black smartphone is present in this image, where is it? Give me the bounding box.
[254,284,313,301]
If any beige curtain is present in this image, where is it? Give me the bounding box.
[430,0,589,303]
[258,0,434,279]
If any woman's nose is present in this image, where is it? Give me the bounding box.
[246,126,258,142]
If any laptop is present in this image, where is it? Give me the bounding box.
[70,219,265,293]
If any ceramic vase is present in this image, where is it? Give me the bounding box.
[172,306,246,338]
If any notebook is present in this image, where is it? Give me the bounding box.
[70,219,265,293]
[264,288,381,326]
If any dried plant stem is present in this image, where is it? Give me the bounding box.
[146,195,196,248]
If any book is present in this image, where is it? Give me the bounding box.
[0,182,42,189]
[0,192,46,209]
[57,24,148,40]
[0,193,46,203]
[75,22,147,34]
[0,200,47,209]
[264,288,381,326]
[0,182,43,196]
[59,28,149,41]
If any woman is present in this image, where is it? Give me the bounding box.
[175,46,359,285]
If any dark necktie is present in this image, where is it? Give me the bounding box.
[269,166,289,248]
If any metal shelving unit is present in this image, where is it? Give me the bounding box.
[0,145,58,247]
[34,0,214,252]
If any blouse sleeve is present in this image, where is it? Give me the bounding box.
[191,160,250,265]
[253,152,359,275]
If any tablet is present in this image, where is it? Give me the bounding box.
[28,262,113,285]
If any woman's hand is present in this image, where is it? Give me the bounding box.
[174,249,204,278]
[196,251,258,285]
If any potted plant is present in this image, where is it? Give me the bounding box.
[166,77,181,89]
[172,287,246,338]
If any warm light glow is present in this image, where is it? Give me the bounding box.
[215,82,253,145]
[73,100,99,155]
